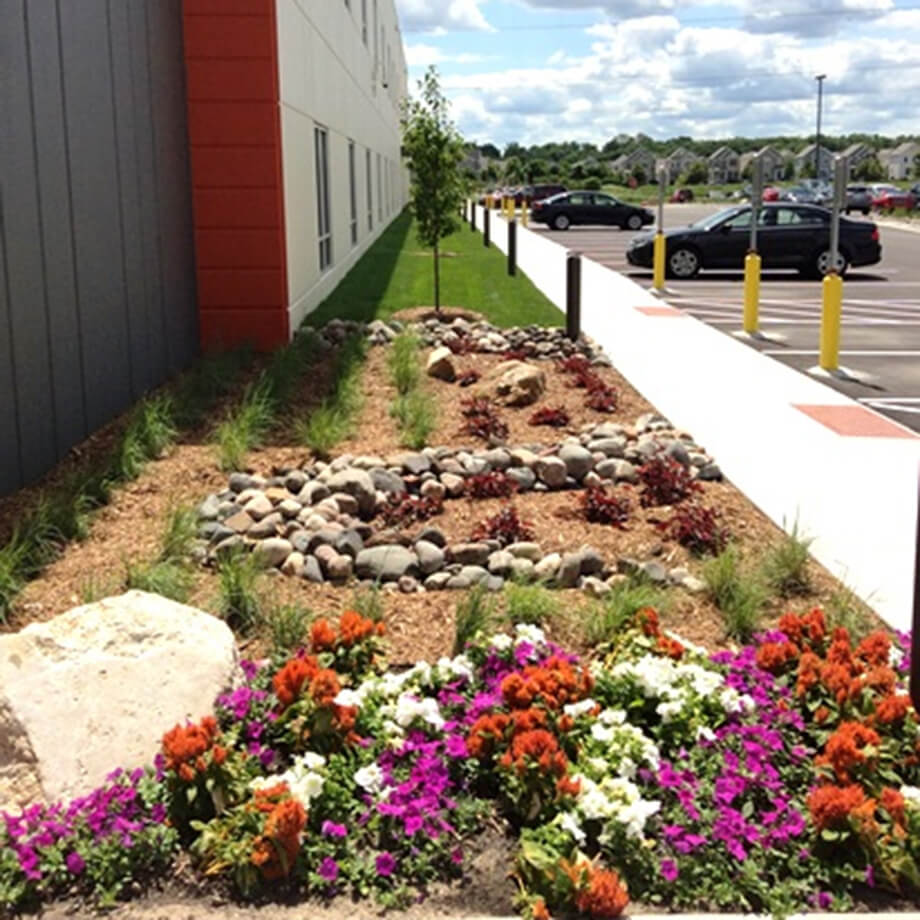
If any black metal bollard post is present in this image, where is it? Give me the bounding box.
[508,219,517,276]
[483,207,490,248]
[910,467,920,712]
[566,251,582,341]
[471,201,476,232]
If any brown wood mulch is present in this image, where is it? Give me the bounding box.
[2,324,884,667]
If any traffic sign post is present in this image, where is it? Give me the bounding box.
[743,154,764,335]
[653,163,667,291]
[818,155,848,371]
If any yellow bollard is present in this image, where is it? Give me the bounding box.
[652,232,666,291]
[742,251,761,334]
[819,272,843,371]
[521,200,528,227]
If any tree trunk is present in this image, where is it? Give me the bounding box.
[433,241,441,314]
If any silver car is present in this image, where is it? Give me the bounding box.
[844,185,872,215]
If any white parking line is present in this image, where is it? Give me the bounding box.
[859,397,920,415]
[761,349,920,356]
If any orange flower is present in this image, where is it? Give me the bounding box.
[309,669,341,707]
[814,706,831,725]
[501,657,593,712]
[820,662,855,706]
[557,774,582,798]
[339,610,379,646]
[467,713,510,758]
[865,667,898,697]
[756,641,798,674]
[876,694,912,725]
[273,656,320,708]
[161,716,219,777]
[779,608,826,649]
[532,898,551,920]
[808,783,867,830]
[638,607,660,637]
[509,729,567,777]
[574,866,630,919]
[310,618,337,652]
[881,786,906,827]
[817,721,880,781]
[657,635,685,661]
[252,795,307,881]
[796,652,822,698]
[855,631,892,668]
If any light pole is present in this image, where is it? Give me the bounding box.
[815,74,826,179]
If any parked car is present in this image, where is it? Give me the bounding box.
[844,185,873,215]
[911,183,920,207]
[784,186,822,204]
[532,191,654,231]
[762,186,781,201]
[670,187,695,203]
[625,203,881,279]
[871,185,917,212]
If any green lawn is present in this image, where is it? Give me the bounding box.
[305,211,563,329]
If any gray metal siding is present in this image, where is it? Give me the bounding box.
[0,0,198,495]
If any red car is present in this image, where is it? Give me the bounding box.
[872,187,917,212]
[762,186,781,202]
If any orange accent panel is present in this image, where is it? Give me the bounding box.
[194,188,281,229]
[182,15,274,59]
[182,0,288,351]
[793,404,918,439]
[186,59,276,101]
[195,229,285,269]
[198,269,286,308]
[190,147,279,188]
[184,0,272,15]
[200,309,289,353]
[187,102,277,147]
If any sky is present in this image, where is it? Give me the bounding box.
[394,0,920,149]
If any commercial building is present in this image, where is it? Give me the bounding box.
[1,0,408,494]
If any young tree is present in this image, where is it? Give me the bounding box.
[401,66,466,314]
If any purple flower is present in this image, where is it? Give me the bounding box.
[318,857,339,882]
[816,892,833,909]
[65,852,85,875]
[450,847,463,865]
[321,820,348,838]
[376,851,397,877]
[865,865,876,888]
[660,858,679,882]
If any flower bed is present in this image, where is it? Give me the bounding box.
[3,607,918,917]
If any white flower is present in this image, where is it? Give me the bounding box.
[591,723,614,744]
[656,699,683,723]
[300,752,326,771]
[393,693,444,729]
[354,763,384,795]
[902,786,920,809]
[333,688,362,708]
[696,725,716,743]
[564,698,598,718]
[514,622,546,646]
[250,752,327,809]
[489,633,513,651]
[598,708,627,726]
[559,811,586,844]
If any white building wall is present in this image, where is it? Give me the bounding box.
[277,0,409,332]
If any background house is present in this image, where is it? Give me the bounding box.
[609,147,656,180]
[708,146,740,184]
[794,143,834,179]
[842,142,874,173]
[879,141,920,180]
[664,147,701,183]
[1,0,409,495]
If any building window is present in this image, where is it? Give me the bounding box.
[315,126,332,271]
[361,0,367,44]
[366,149,373,231]
[376,153,382,223]
[348,140,358,246]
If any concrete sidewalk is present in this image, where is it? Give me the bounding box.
[477,204,920,631]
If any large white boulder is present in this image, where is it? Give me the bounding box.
[0,591,239,812]
[485,360,546,407]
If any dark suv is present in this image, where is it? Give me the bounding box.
[516,184,566,206]
[844,185,872,215]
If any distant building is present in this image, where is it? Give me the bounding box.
[842,142,875,172]
[741,146,785,182]
[609,147,656,179]
[664,146,702,182]
[795,144,834,179]
[708,146,740,184]
[878,141,920,180]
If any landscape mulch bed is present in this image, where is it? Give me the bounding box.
[2,326,884,667]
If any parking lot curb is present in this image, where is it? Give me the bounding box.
[875,217,920,236]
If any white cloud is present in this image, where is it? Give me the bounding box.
[405,43,489,67]
[396,0,493,33]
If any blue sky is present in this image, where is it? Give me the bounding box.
[395,0,920,148]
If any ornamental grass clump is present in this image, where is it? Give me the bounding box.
[761,520,814,597]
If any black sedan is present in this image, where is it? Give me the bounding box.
[532,191,654,231]
[626,204,881,279]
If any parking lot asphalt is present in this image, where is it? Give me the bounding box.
[531,202,920,433]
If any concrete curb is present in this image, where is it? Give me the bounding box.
[875,217,920,236]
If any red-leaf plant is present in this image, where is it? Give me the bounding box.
[380,492,444,528]
[466,471,519,500]
[657,502,728,555]
[471,505,535,547]
[460,397,510,442]
[637,456,701,507]
[530,406,571,428]
[580,486,631,528]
